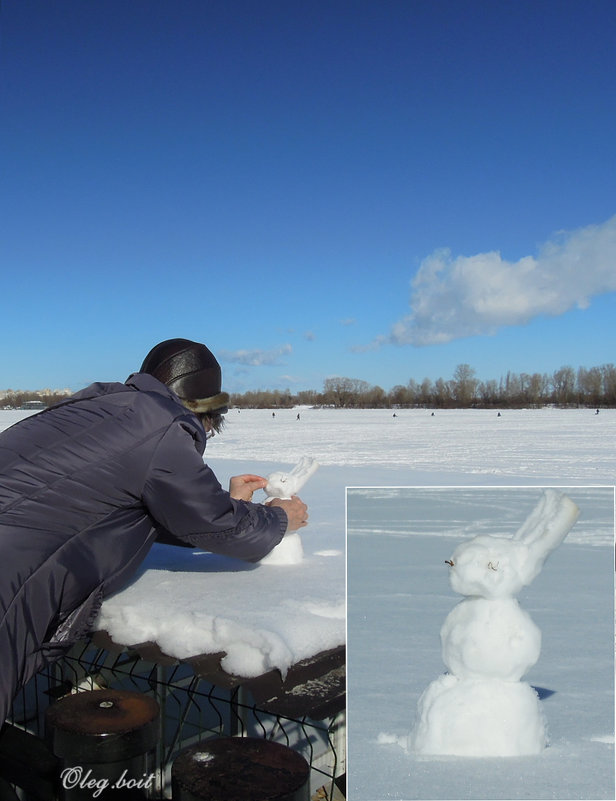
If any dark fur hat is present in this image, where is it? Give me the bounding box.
[140,339,229,414]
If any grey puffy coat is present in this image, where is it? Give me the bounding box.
[0,373,286,723]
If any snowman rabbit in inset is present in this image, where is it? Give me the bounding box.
[260,456,319,566]
[410,489,580,757]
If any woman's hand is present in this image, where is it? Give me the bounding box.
[268,495,309,530]
[229,474,267,501]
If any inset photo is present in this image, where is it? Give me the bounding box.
[347,486,615,801]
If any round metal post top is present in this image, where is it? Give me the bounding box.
[172,737,310,801]
[45,689,160,763]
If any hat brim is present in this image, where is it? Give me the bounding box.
[182,392,230,415]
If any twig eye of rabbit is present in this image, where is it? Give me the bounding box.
[444,558,499,570]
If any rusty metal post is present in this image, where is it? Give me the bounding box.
[45,689,160,800]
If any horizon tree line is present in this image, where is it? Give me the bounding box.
[228,363,616,410]
[1,363,614,411]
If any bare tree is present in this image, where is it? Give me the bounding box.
[452,364,478,406]
[478,378,500,406]
[601,364,616,405]
[389,384,411,407]
[577,366,602,407]
[419,377,433,407]
[433,377,452,407]
[552,366,576,405]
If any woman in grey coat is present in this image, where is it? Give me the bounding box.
[0,338,308,725]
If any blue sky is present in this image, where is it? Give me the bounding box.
[1,0,615,394]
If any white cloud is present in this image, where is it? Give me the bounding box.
[379,215,616,346]
[220,344,292,367]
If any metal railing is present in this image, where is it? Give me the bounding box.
[8,640,345,800]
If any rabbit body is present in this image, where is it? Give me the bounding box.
[441,596,541,682]
[259,531,305,566]
[411,489,579,756]
[259,456,319,566]
[411,674,547,757]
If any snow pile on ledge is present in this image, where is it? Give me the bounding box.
[95,545,344,677]
[94,458,345,678]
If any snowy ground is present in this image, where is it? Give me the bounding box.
[347,487,614,800]
[1,405,614,796]
[206,406,616,483]
[3,404,615,482]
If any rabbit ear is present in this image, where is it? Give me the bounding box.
[288,456,319,485]
[289,456,309,477]
[513,489,580,584]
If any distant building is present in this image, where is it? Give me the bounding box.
[19,400,47,410]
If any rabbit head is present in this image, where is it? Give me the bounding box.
[265,456,319,500]
[446,490,580,599]
[447,536,529,598]
[265,471,291,498]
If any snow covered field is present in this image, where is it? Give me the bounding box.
[1,404,614,797]
[3,404,615,482]
[206,405,616,483]
[347,487,614,800]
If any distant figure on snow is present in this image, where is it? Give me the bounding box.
[0,338,308,726]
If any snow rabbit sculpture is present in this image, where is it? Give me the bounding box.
[260,456,319,566]
[411,489,580,757]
